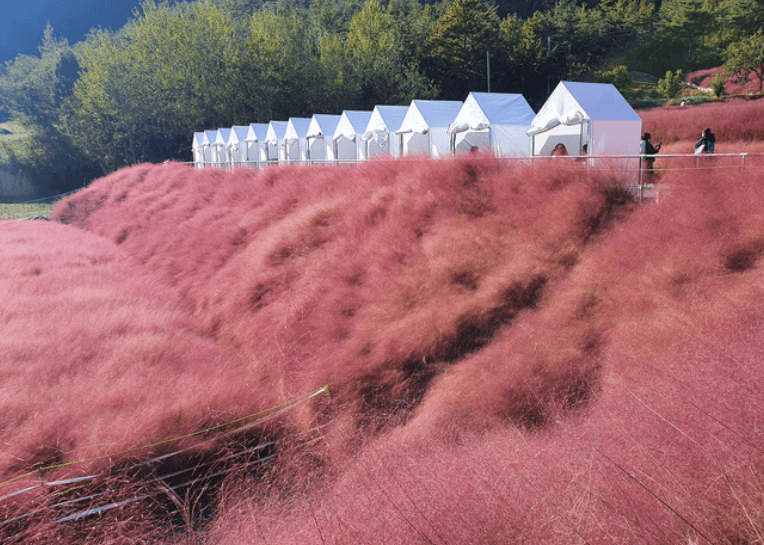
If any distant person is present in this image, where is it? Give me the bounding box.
[695,127,715,154]
[640,132,661,174]
[551,143,568,156]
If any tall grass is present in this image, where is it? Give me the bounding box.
[0,119,760,544]
[639,97,764,146]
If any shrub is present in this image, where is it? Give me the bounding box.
[596,65,632,94]
[658,69,684,99]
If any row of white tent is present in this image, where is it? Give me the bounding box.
[191,82,643,170]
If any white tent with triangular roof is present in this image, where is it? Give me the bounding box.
[283,117,312,163]
[265,121,289,162]
[215,128,232,169]
[246,123,269,166]
[528,81,641,157]
[192,132,205,168]
[333,110,373,162]
[396,100,463,157]
[447,92,535,156]
[202,130,220,167]
[361,105,409,158]
[306,114,341,164]
[227,126,251,168]
[528,81,642,182]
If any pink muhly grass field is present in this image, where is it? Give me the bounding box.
[639,97,764,146]
[1,153,757,543]
[0,221,280,491]
[686,66,762,95]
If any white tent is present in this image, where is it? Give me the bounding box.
[246,123,269,166]
[192,132,205,168]
[215,128,232,168]
[306,114,341,164]
[528,81,642,161]
[447,92,535,156]
[396,100,463,157]
[265,121,289,162]
[283,117,312,163]
[333,110,373,162]
[361,105,409,158]
[227,126,251,168]
[202,130,220,167]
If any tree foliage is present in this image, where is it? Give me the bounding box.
[723,28,764,92]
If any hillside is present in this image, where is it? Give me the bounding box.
[1,100,764,543]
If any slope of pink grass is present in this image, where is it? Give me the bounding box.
[686,66,762,94]
[639,96,764,146]
[6,149,759,543]
[0,220,279,489]
[203,165,764,545]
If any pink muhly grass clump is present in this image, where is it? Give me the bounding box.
[686,66,761,95]
[41,156,764,544]
[0,221,280,489]
[53,159,633,438]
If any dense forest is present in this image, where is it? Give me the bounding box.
[1,0,763,196]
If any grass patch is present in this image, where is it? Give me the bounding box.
[0,203,51,219]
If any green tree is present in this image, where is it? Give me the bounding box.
[654,0,716,70]
[657,68,684,98]
[70,0,253,171]
[0,25,100,196]
[716,0,764,40]
[596,64,632,93]
[723,29,764,92]
[495,14,549,103]
[428,0,500,100]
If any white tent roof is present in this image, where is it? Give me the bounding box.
[228,125,250,147]
[202,130,218,146]
[265,121,288,145]
[334,110,373,142]
[193,132,205,150]
[528,81,640,136]
[361,105,408,143]
[307,114,342,139]
[396,100,463,134]
[448,92,535,134]
[284,117,312,145]
[246,123,269,143]
[215,128,232,146]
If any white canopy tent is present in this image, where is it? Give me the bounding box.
[245,123,269,166]
[283,117,312,163]
[265,121,289,162]
[333,110,373,162]
[396,100,463,157]
[306,114,341,164]
[447,92,535,156]
[192,132,205,168]
[202,130,220,167]
[528,82,642,181]
[227,126,251,168]
[215,128,232,168]
[361,105,409,158]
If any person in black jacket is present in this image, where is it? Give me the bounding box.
[640,133,661,174]
[695,127,715,153]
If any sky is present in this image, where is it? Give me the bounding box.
[0,0,141,66]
